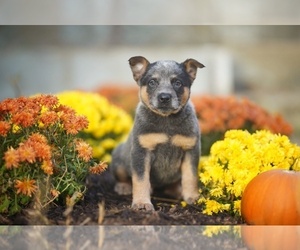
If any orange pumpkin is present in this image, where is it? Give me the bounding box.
[241,169,300,225]
[241,226,300,250]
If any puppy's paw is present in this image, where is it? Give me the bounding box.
[132,202,154,211]
[114,182,132,195]
[184,192,200,205]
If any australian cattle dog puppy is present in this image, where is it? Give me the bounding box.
[110,56,205,211]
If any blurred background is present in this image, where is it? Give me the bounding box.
[0,26,300,144]
[1,0,300,24]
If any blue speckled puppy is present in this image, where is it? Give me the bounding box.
[110,56,205,211]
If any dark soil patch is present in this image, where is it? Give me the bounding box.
[0,172,244,225]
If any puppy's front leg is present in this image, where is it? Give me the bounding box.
[131,151,154,211]
[181,153,200,204]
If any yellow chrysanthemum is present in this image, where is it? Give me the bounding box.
[57,91,133,162]
[198,129,300,216]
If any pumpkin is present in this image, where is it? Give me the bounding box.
[241,169,300,225]
[241,226,300,250]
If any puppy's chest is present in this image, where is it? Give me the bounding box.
[138,132,198,151]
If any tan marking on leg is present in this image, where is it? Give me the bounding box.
[138,133,169,150]
[131,152,154,210]
[181,153,199,204]
[171,135,197,150]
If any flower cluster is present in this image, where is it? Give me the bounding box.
[198,130,300,216]
[192,96,293,155]
[57,91,133,162]
[0,95,107,215]
[96,84,139,116]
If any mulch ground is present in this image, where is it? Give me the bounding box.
[0,171,244,225]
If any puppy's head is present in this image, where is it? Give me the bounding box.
[129,56,204,116]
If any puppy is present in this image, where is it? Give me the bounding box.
[110,56,204,211]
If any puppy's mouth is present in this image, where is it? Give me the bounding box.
[149,95,182,116]
[148,105,180,116]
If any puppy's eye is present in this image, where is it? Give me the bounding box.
[148,79,157,88]
[173,80,182,89]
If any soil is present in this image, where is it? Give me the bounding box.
[0,171,244,226]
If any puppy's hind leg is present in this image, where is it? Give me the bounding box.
[114,166,132,195]
[110,144,132,195]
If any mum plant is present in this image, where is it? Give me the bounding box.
[57,91,133,163]
[0,95,107,215]
[192,96,293,155]
[96,84,139,116]
[198,129,300,216]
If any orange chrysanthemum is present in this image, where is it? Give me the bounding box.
[41,160,53,175]
[3,147,20,169]
[11,112,36,128]
[96,84,139,115]
[18,145,36,163]
[26,133,48,145]
[0,121,11,136]
[25,133,52,160]
[0,98,20,115]
[50,189,60,198]
[75,140,93,162]
[39,111,59,127]
[192,96,293,135]
[15,179,38,197]
[74,115,89,131]
[35,94,59,108]
[61,113,89,135]
[34,142,52,161]
[89,162,108,174]
[0,94,105,215]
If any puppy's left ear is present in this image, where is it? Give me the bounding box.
[182,59,205,81]
[129,56,150,83]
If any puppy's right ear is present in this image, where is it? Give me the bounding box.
[129,56,150,83]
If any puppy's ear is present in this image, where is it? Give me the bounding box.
[182,59,205,82]
[129,56,150,83]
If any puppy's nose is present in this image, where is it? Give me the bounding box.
[158,93,171,103]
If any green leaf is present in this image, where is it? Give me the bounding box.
[0,195,11,213]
